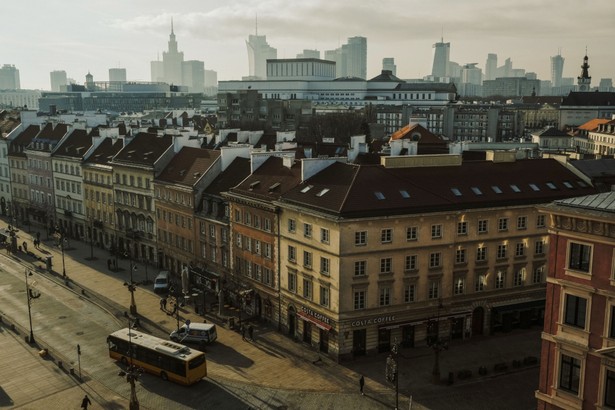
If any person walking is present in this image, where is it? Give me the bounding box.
[160,298,165,311]
[162,297,167,311]
[359,375,365,395]
[241,324,246,341]
[248,325,254,341]
[81,394,92,409]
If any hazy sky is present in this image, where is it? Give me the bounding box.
[3,0,614,90]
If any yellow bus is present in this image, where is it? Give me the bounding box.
[107,328,207,385]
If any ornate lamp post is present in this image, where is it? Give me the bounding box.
[24,269,41,344]
[123,251,139,315]
[120,319,141,410]
[55,226,68,278]
[385,338,400,409]
[426,300,449,384]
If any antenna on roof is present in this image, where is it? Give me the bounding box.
[255,13,258,36]
[171,17,174,34]
[441,26,444,43]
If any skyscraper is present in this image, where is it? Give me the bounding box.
[182,61,204,92]
[485,53,497,81]
[550,52,564,88]
[382,58,397,76]
[162,19,184,86]
[0,65,20,90]
[325,36,367,79]
[246,34,277,80]
[109,68,127,83]
[431,38,450,78]
[50,70,68,92]
[297,49,320,59]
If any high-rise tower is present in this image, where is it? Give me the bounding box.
[382,58,397,76]
[325,36,367,79]
[551,51,564,88]
[431,38,450,78]
[245,17,277,80]
[162,19,184,86]
[577,52,591,91]
[485,53,497,81]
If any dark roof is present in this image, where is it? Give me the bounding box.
[34,122,68,142]
[114,132,172,166]
[570,158,615,178]
[281,158,597,218]
[395,82,457,93]
[228,156,302,202]
[368,70,404,82]
[204,157,251,196]
[9,125,39,157]
[54,128,93,158]
[534,127,571,137]
[156,147,220,185]
[562,91,615,106]
[85,137,124,165]
[521,96,563,106]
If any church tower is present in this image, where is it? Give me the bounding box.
[577,52,591,91]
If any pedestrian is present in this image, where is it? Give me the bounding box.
[248,325,254,341]
[81,394,92,409]
[241,324,246,341]
[160,298,165,310]
[162,297,167,311]
[359,375,365,395]
[107,259,111,270]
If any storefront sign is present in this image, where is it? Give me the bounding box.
[351,315,396,327]
[302,306,332,325]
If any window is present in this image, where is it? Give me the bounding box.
[559,354,581,394]
[564,294,587,329]
[495,270,505,289]
[429,252,441,268]
[355,231,367,246]
[404,284,415,303]
[428,281,440,299]
[604,369,615,407]
[535,240,545,255]
[537,214,546,228]
[354,261,366,276]
[497,244,507,259]
[303,278,312,300]
[264,243,272,259]
[517,216,527,230]
[513,268,525,286]
[476,246,487,262]
[320,228,330,244]
[404,255,417,271]
[610,306,615,338]
[568,242,591,273]
[379,287,391,306]
[288,245,296,262]
[263,218,271,232]
[354,290,366,310]
[475,274,486,291]
[381,228,392,243]
[533,266,544,284]
[478,220,488,233]
[380,257,392,274]
[319,286,330,307]
[431,224,442,239]
[303,251,313,269]
[457,221,468,235]
[515,243,525,257]
[303,223,312,238]
[320,257,330,275]
[455,248,466,264]
[406,226,418,241]
[288,219,296,233]
[288,270,296,292]
[454,277,465,295]
[498,218,508,231]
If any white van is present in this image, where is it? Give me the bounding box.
[154,271,171,294]
[170,322,217,345]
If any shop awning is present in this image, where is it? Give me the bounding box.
[380,311,472,330]
[297,311,332,331]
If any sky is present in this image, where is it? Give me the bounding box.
[3,0,615,91]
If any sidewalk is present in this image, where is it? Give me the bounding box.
[3,219,542,409]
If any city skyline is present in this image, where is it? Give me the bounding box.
[3,0,615,91]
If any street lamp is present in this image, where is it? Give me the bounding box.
[426,299,449,384]
[385,338,400,410]
[120,319,141,410]
[24,269,41,344]
[123,251,139,315]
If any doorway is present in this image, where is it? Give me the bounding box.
[353,329,366,356]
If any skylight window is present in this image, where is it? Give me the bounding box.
[300,185,313,193]
[529,183,540,191]
[374,191,385,200]
[399,190,410,198]
[563,181,574,189]
[269,182,281,192]
[510,184,521,193]
[546,182,557,190]
[471,187,483,195]
[491,186,503,194]
[451,188,462,197]
[577,180,588,188]
[316,188,330,197]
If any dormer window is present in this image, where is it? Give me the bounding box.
[451,188,462,197]
[300,185,313,193]
[374,191,385,200]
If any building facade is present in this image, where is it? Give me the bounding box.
[536,192,615,409]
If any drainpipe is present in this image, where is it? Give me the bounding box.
[277,206,282,332]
